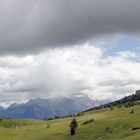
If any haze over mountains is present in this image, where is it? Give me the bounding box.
[0,94,108,119]
[0,90,140,119]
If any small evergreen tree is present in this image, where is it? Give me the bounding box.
[47,123,50,128]
[70,118,78,135]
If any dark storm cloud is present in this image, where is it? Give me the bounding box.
[0,0,140,54]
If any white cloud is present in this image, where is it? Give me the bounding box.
[0,43,140,106]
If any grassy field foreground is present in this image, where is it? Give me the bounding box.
[0,104,140,140]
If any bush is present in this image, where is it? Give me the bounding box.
[132,127,140,131]
[105,127,112,133]
[81,119,94,125]
[110,106,114,110]
[117,104,122,108]
[125,101,134,107]
[47,123,50,128]
[76,113,83,117]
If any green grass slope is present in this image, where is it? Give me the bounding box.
[0,104,140,140]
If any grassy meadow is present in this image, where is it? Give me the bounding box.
[0,104,140,140]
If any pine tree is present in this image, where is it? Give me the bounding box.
[70,118,78,135]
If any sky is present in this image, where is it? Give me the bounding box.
[0,0,140,107]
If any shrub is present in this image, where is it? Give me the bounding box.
[81,119,94,125]
[125,101,134,107]
[47,123,50,128]
[105,127,112,133]
[117,104,122,108]
[110,106,114,110]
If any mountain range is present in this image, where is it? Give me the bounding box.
[0,94,108,119]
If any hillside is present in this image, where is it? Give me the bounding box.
[86,90,140,111]
[0,103,140,140]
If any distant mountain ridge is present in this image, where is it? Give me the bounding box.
[0,106,4,111]
[1,90,139,119]
[86,90,140,112]
[0,94,106,119]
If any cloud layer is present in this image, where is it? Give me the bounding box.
[0,43,140,107]
[0,0,140,54]
[0,1,140,107]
